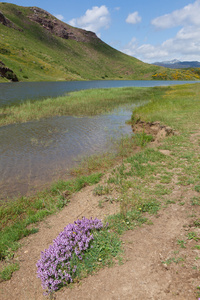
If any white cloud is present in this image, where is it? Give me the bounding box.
[162,26,200,55]
[68,5,110,35]
[115,7,120,11]
[122,37,138,56]
[126,11,141,24]
[122,1,200,63]
[122,39,168,61]
[55,14,64,21]
[122,24,200,63]
[151,0,200,29]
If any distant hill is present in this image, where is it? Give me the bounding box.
[153,59,200,69]
[0,3,200,82]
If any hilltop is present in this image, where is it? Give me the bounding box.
[0,3,200,82]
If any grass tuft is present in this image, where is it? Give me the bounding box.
[0,262,19,281]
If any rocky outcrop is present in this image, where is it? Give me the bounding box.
[0,10,23,31]
[0,61,18,82]
[0,10,8,25]
[29,7,102,43]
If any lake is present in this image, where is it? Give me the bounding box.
[0,80,197,107]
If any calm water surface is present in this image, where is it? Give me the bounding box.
[0,104,138,201]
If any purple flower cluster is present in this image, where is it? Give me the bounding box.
[36,217,103,294]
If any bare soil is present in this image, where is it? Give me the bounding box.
[1,126,200,300]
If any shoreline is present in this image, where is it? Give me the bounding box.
[0,86,152,127]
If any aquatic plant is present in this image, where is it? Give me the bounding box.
[36,217,103,294]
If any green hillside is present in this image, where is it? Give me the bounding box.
[0,3,200,82]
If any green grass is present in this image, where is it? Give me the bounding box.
[177,239,187,248]
[0,86,157,127]
[90,82,200,239]
[191,197,200,206]
[0,173,103,260]
[133,132,154,147]
[69,227,122,282]
[72,133,154,177]
[0,262,19,281]
[105,210,148,235]
[194,219,200,228]
[187,232,200,242]
[162,257,185,265]
[131,83,200,133]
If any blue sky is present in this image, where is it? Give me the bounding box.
[2,0,200,63]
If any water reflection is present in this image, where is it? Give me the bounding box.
[0,104,137,202]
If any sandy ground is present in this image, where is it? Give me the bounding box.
[1,127,200,300]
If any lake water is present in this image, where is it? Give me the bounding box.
[0,80,197,107]
[0,80,198,202]
[0,103,140,202]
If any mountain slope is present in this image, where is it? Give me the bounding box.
[0,3,199,82]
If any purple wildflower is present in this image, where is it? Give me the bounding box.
[36,217,103,294]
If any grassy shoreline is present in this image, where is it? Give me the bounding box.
[0,86,167,127]
[1,83,200,290]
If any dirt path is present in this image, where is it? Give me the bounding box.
[1,130,200,300]
[1,184,199,300]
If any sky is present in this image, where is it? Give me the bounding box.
[1,0,200,63]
